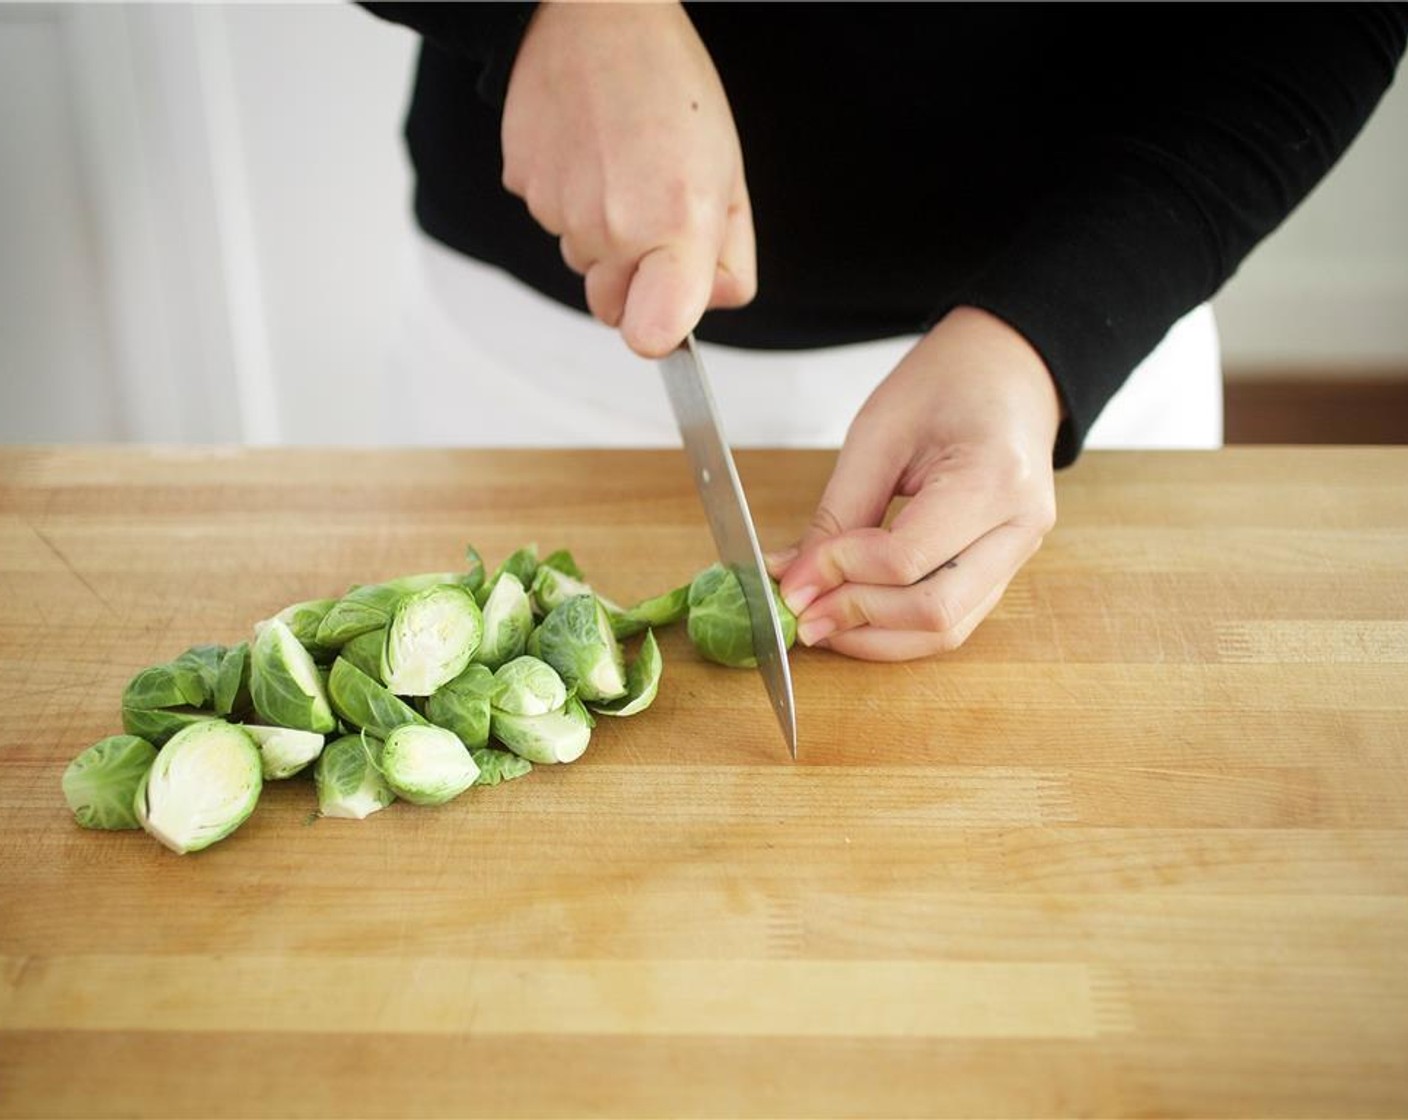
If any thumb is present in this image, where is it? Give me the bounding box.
[619,242,715,359]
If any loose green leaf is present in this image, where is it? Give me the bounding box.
[121,705,216,747]
[339,627,387,683]
[213,641,251,718]
[470,746,532,786]
[62,735,157,830]
[609,585,690,639]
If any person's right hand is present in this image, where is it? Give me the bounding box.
[500,2,756,358]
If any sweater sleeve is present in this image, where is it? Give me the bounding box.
[947,3,1408,467]
[359,2,537,108]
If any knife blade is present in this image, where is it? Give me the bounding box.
[659,334,798,760]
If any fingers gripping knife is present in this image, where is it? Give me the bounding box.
[658,334,798,760]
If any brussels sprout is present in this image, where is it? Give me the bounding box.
[686,564,797,669]
[243,724,325,780]
[264,598,339,662]
[316,571,476,649]
[381,584,484,696]
[123,643,225,713]
[425,662,497,750]
[339,626,387,682]
[470,746,532,787]
[533,594,627,703]
[327,657,427,738]
[381,723,478,806]
[62,735,157,830]
[478,546,538,608]
[472,572,533,670]
[590,630,663,718]
[121,705,214,747]
[315,733,395,819]
[463,544,487,596]
[251,618,337,733]
[134,719,262,854]
[608,585,690,640]
[492,656,568,717]
[541,548,583,580]
[213,642,251,718]
[530,564,598,618]
[490,656,592,765]
[493,695,593,765]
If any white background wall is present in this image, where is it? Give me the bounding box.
[2,2,1407,444]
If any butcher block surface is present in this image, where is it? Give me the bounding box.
[1,446,1405,1117]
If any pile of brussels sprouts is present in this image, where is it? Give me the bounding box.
[60,544,797,855]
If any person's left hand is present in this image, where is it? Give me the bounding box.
[767,306,1062,661]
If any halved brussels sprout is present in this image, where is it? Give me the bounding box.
[472,572,533,670]
[262,598,339,663]
[316,571,477,649]
[327,657,427,738]
[381,723,478,806]
[134,719,262,854]
[242,724,325,780]
[533,594,627,702]
[380,584,484,696]
[686,563,797,668]
[590,630,663,718]
[425,662,497,750]
[315,733,395,819]
[62,734,157,830]
[251,618,336,733]
[490,656,592,765]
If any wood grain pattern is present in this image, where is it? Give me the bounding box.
[1,446,1406,1118]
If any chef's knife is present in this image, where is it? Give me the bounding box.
[659,334,798,760]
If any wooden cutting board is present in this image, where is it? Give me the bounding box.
[1,446,1406,1117]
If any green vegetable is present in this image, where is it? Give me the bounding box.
[609,585,690,639]
[121,706,214,747]
[470,746,532,787]
[134,719,262,854]
[533,594,627,703]
[425,662,497,750]
[251,618,336,733]
[316,571,477,650]
[381,723,478,806]
[478,546,538,607]
[327,657,427,738]
[530,563,598,618]
[686,563,797,668]
[243,724,325,780]
[315,733,395,819]
[381,584,484,696]
[267,598,339,662]
[472,572,533,670]
[490,656,592,764]
[338,626,387,682]
[121,645,231,745]
[213,642,251,717]
[62,735,157,830]
[590,630,663,718]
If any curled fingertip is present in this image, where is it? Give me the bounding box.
[796,616,837,647]
[763,545,799,577]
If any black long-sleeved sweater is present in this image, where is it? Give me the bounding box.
[363,2,1407,464]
